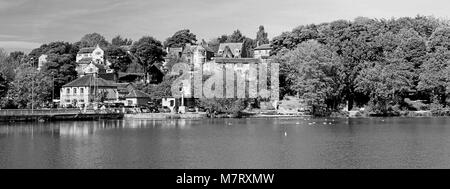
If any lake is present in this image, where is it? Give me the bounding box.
[1,117,450,169]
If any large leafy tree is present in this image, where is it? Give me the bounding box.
[29,41,78,63]
[207,35,228,53]
[164,29,197,48]
[322,20,378,109]
[255,25,269,45]
[4,64,52,109]
[41,54,78,98]
[281,40,343,113]
[0,49,26,82]
[356,59,415,114]
[130,36,166,82]
[418,27,450,106]
[0,73,8,98]
[111,35,133,46]
[418,47,450,105]
[271,24,320,55]
[78,33,110,48]
[104,46,132,73]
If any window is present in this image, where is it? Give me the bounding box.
[128,100,133,106]
[80,88,84,94]
[73,88,77,94]
[66,88,70,94]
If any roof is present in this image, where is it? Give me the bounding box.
[183,44,214,54]
[63,75,117,88]
[116,83,136,91]
[254,44,272,50]
[93,63,107,70]
[126,89,151,98]
[98,73,115,81]
[116,83,131,88]
[167,47,183,54]
[201,45,214,52]
[118,72,145,78]
[78,47,96,54]
[214,58,260,64]
[221,46,235,58]
[78,57,93,64]
[218,43,243,53]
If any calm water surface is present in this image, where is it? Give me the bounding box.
[1,117,450,169]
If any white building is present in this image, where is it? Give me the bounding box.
[76,44,104,64]
[59,75,118,108]
[254,44,272,59]
[37,54,48,71]
[217,43,244,58]
[182,44,214,66]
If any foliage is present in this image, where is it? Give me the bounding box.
[0,72,8,98]
[141,75,177,99]
[279,40,343,114]
[255,25,269,45]
[77,33,110,48]
[130,36,166,79]
[271,15,450,114]
[164,29,197,48]
[2,64,52,109]
[164,53,184,72]
[195,98,248,114]
[104,46,132,73]
[418,47,450,105]
[111,35,133,46]
[0,49,27,81]
[41,54,78,98]
[356,59,414,114]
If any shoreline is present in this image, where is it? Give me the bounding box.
[0,110,446,123]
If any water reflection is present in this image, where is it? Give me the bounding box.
[0,119,198,137]
[1,117,450,168]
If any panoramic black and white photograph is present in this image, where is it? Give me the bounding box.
[2,0,450,177]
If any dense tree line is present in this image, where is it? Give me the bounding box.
[272,16,450,115]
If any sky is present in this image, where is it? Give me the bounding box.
[1,0,450,53]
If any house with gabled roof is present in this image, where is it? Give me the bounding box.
[254,43,272,59]
[217,43,243,58]
[59,74,118,108]
[77,62,106,76]
[76,44,104,64]
[125,89,152,107]
[182,44,214,66]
